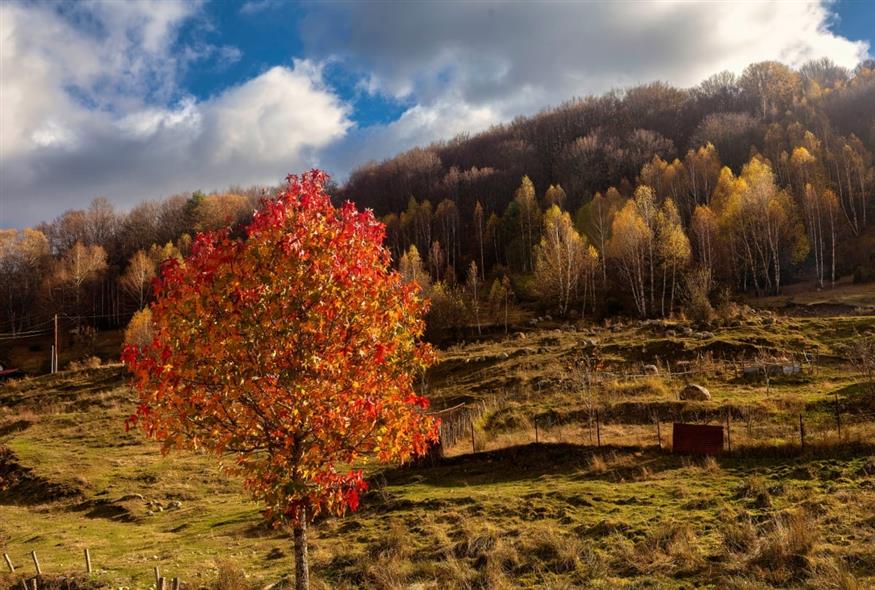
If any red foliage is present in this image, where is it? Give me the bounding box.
[124,170,437,525]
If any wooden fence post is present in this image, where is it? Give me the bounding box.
[3,553,13,573]
[30,551,41,576]
[172,577,180,590]
[84,548,92,574]
[154,566,161,587]
[157,577,165,590]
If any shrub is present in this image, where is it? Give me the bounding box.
[684,267,714,324]
[213,562,256,590]
[65,356,102,371]
[752,509,818,584]
[720,512,757,554]
[124,307,153,349]
[738,476,771,508]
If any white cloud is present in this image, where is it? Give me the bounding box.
[1,0,870,226]
[310,1,870,174]
[0,2,350,226]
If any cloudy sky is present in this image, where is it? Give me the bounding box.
[1,0,872,227]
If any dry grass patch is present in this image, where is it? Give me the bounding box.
[618,521,705,576]
[737,475,772,508]
[750,509,818,584]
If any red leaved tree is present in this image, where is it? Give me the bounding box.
[123,170,438,590]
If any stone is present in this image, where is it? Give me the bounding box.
[679,384,711,401]
[643,364,659,375]
[681,327,693,336]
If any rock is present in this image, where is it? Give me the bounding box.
[168,500,182,510]
[681,327,693,336]
[514,332,527,340]
[643,364,659,375]
[545,315,553,321]
[679,384,711,401]
[117,493,144,502]
[699,331,714,339]
[666,329,677,337]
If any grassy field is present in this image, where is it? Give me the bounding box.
[1,309,874,589]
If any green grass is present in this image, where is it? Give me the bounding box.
[1,313,874,588]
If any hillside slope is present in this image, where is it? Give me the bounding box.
[1,314,874,588]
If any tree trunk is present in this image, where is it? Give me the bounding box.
[293,508,310,590]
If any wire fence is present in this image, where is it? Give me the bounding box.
[435,384,875,457]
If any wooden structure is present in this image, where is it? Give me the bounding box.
[672,423,724,455]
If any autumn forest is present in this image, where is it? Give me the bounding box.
[2,59,874,340]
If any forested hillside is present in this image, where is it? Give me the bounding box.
[343,60,875,302]
[1,59,874,343]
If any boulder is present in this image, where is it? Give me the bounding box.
[679,384,711,401]
[643,364,659,375]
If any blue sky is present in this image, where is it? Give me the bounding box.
[1,0,873,227]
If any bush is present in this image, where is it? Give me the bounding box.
[684,267,714,324]
[124,308,153,349]
[751,509,818,584]
[425,282,471,341]
[65,356,102,371]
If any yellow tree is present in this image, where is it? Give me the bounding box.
[52,241,108,318]
[656,199,692,316]
[192,193,252,231]
[607,200,652,317]
[740,61,801,118]
[576,187,622,285]
[534,205,591,317]
[691,205,718,278]
[0,228,49,333]
[633,185,660,312]
[684,143,721,207]
[718,157,808,294]
[398,245,431,293]
[544,184,567,210]
[120,250,156,309]
[514,176,540,271]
